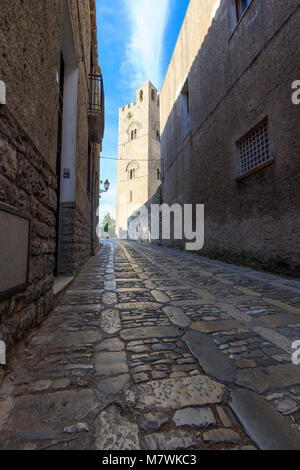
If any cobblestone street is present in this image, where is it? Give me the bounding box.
[1,240,300,450]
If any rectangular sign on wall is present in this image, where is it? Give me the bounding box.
[0,203,31,300]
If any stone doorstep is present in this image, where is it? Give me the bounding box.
[53,276,75,300]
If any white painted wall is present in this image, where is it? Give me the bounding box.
[60,0,79,204]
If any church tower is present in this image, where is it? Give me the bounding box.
[116,81,161,238]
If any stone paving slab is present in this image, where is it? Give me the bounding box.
[230,389,300,450]
[183,330,237,383]
[124,375,225,411]
[2,240,300,450]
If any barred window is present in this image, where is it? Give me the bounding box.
[238,119,271,176]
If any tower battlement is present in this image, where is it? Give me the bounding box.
[119,81,160,114]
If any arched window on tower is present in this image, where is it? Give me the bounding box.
[126,161,139,180]
[134,129,137,139]
[131,130,134,141]
[130,191,133,203]
[139,90,143,102]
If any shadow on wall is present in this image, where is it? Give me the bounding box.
[159,0,300,276]
[127,185,163,245]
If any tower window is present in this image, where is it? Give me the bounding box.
[139,90,143,102]
[130,191,133,203]
[156,131,160,142]
[157,169,161,180]
[129,169,135,180]
[131,129,137,141]
[151,89,155,101]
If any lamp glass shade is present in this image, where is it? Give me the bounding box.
[104,179,110,191]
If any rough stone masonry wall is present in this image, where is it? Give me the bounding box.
[57,203,92,276]
[0,107,56,348]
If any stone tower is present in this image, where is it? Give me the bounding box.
[116,81,161,238]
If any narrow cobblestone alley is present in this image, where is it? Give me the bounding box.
[1,240,300,450]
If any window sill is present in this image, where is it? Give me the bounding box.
[235,158,274,182]
[229,0,255,41]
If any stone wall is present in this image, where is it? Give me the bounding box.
[57,202,93,276]
[0,0,103,351]
[160,0,300,276]
[0,0,62,174]
[0,107,56,347]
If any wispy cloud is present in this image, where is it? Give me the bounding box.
[121,0,171,91]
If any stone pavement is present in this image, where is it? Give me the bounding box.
[1,240,300,450]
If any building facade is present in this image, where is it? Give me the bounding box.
[116,81,161,239]
[0,0,104,349]
[160,0,300,276]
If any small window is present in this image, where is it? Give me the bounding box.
[235,0,252,22]
[181,79,191,139]
[131,129,137,140]
[151,89,155,101]
[129,169,135,180]
[156,131,160,142]
[237,119,271,176]
[139,90,143,102]
[157,169,161,180]
[129,191,133,203]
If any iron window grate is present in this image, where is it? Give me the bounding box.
[238,119,271,176]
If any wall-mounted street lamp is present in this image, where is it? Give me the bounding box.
[100,179,110,197]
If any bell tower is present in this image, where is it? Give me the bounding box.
[116,81,161,239]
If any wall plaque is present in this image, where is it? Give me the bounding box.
[0,203,31,300]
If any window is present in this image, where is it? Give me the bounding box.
[156,131,160,142]
[235,0,252,22]
[126,161,139,180]
[139,90,143,102]
[157,169,161,180]
[131,129,137,141]
[151,89,155,101]
[181,79,191,139]
[237,119,271,177]
[130,191,133,203]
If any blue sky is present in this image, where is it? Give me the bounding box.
[96,0,189,222]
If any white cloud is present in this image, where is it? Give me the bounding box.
[122,0,171,90]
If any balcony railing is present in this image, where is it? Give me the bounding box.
[88,73,105,144]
